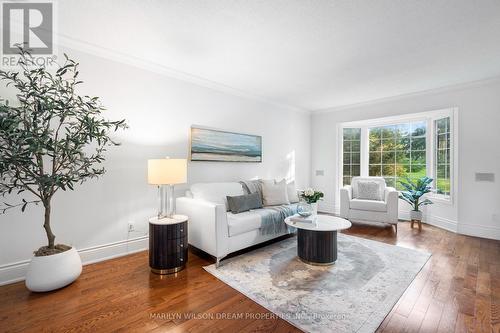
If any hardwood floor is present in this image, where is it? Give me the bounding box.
[1,221,499,333]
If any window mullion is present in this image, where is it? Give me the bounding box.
[361,127,369,177]
[428,118,434,189]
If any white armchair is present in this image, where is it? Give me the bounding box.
[340,177,399,231]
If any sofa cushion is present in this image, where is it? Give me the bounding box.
[356,181,382,201]
[227,204,298,237]
[262,179,289,206]
[226,192,263,214]
[260,179,276,186]
[352,177,386,200]
[190,182,244,210]
[239,179,263,197]
[227,211,262,237]
[350,198,387,212]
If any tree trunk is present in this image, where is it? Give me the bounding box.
[43,202,55,249]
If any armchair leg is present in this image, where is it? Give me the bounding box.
[393,224,398,234]
[215,256,225,268]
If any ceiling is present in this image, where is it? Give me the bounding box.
[58,0,500,111]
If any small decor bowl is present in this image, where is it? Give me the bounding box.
[297,202,312,217]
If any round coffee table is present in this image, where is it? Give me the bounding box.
[285,214,351,265]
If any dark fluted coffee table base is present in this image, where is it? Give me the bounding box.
[297,229,337,265]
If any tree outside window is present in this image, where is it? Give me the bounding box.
[368,121,426,190]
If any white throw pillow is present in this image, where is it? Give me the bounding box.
[356,181,382,201]
[260,179,275,186]
[286,181,299,203]
[262,179,289,206]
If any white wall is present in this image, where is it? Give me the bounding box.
[0,47,311,285]
[311,78,500,240]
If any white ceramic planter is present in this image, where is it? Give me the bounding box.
[410,210,423,221]
[25,247,82,292]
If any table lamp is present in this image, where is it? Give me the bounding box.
[148,158,187,219]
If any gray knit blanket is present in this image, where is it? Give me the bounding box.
[253,204,298,235]
[240,180,297,235]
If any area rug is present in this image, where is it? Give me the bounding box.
[204,234,430,333]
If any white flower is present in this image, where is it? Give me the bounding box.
[305,188,314,196]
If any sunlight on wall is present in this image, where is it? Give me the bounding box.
[286,150,296,182]
[113,121,188,146]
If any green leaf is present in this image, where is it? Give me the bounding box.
[419,199,434,207]
[0,46,127,221]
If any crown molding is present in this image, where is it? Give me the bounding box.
[313,75,500,114]
[54,34,310,115]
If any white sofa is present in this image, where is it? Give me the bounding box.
[339,177,399,231]
[176,182,296,266]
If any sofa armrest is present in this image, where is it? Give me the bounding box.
[176,197,229,259]
[384,187,399,223]
[339,185,352,218]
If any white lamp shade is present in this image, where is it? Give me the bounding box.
[148,159,187,185]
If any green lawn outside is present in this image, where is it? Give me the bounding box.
[394,168,450,195]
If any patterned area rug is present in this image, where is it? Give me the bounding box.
[205,234,430,333]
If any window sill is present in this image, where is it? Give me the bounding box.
[395,190,453,205]
[427,194,453,205]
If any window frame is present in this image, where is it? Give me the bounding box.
[337,108,457,204]
[341,128,362,186]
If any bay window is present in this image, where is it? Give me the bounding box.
[339,109,455,200]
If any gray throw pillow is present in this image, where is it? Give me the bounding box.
[356,181,382,201]
[226,192,263,214]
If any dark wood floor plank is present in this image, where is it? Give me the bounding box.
[382,312,409,333]
[418,299,444,333]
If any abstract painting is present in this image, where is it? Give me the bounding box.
[190,127,262,162]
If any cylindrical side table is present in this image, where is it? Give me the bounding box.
[149,214,188,274]
[284,215,351,265]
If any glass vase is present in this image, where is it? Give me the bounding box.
[297,202,313,217]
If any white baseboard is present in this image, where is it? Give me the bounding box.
[322,206,499,240]
[0,235,149,287]
[425,216,459,233]
[395,211,459,233]
[396,213,500,240]
[0,260,30,287]
[78,235,149,265]
[458,223,500,241]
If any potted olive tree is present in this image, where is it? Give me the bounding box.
[398,176,433,230]
[0,47,127,292]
